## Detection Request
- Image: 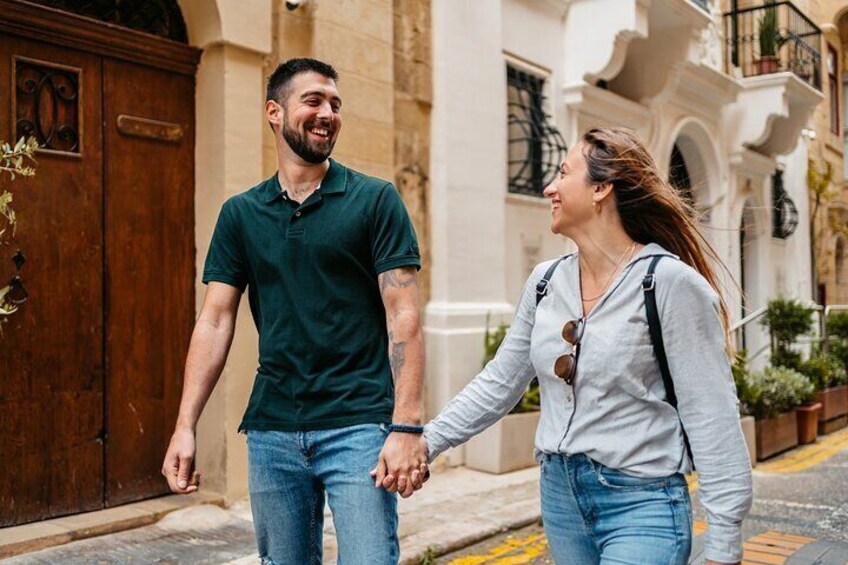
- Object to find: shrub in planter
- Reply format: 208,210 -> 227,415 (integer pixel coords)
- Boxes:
760,298 -> 814,372
749,366 -> 813,460
748,366 -> 811,420
799,352 -> 848,391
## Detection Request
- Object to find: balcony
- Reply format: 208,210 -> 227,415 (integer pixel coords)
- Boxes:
723,1 -> 822,91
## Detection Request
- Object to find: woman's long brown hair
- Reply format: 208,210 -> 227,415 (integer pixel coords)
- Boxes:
581,127 -> 732,353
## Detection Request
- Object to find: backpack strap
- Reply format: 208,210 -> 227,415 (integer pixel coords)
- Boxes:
642,255 -> 695,467
535,254 -> 573,306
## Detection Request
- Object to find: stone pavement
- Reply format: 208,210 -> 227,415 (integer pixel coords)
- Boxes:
1,465 -> 541,565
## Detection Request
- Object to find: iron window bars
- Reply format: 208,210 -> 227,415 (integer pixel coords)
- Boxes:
772,169 -> 799,239
507,66 -> 567,197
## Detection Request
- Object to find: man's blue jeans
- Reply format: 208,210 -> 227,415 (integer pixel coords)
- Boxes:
540,453 -> 692,565
247,424 -> 398,565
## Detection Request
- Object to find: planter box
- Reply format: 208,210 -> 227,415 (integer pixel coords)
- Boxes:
755,411 -> 799,461
740,415 -> 756,468
817,385 -> 848,421
465,411 -> 540,474
795,403 -> 821,445
817,385 -> 848,435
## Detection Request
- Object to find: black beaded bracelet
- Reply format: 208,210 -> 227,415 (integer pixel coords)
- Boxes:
387,423 -> 424,434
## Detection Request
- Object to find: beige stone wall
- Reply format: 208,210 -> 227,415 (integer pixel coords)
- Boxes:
393,0 -> 432,305
804,0 -> 848,304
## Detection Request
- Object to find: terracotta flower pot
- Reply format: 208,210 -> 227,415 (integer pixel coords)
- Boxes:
754,56 -> 780,75
795,403 -> 822,445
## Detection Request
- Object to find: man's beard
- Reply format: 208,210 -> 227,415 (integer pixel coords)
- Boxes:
282,118 -> 335,164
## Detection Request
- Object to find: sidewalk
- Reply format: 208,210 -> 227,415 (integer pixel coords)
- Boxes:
1,465 -> 542,565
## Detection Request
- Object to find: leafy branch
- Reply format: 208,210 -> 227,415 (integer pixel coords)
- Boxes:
1,137 -> 38,243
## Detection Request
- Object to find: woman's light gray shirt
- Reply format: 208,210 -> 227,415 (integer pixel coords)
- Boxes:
424,243 -> 753,564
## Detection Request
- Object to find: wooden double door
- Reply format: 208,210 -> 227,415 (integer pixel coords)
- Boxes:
0,3 -> 198,526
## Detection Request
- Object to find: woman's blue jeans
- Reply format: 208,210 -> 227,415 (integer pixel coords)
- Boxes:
540,453 -> 692,565
247,424 -> 398,565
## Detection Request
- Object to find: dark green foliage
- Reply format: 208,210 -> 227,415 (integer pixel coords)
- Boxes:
747,366 -> 815,420
761,297 -> 814,369
483,314 -> 540,414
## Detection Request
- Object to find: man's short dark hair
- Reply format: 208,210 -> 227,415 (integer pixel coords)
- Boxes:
266,58 -> 339,103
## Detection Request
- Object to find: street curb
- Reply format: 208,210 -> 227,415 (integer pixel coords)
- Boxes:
399,509 -> 542,565
0,492 -> 225,560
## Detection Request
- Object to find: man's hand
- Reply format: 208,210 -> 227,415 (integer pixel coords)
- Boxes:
370,433 -> 429,498
161,427 -> 201,494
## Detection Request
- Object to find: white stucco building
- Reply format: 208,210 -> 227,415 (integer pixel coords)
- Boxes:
426,0 -> 824,466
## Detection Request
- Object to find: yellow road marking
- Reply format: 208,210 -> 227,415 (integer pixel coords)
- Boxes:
756,427 -> 848,474
446,533 -> 548,565
693,520 -> 708,535
739,531 -> 817,564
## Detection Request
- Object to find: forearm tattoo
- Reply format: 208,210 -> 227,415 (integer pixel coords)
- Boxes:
379,268 -> 418,294
388,330 -> 407,380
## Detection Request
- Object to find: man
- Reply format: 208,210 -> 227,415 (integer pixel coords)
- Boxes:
161,58 -> 427,564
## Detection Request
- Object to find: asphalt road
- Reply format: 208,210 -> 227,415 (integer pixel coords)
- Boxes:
434,427 -> 848,565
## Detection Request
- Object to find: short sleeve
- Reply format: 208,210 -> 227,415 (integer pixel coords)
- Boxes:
202,199 -> 248,291
370,183 -> 421,274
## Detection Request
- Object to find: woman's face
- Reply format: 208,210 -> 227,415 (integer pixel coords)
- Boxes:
543,142 -> 595,236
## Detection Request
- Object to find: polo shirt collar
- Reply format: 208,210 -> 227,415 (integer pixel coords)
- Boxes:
263,159 -> 347,204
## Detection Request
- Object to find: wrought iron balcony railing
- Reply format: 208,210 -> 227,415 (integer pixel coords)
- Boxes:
723,1 -> 822,91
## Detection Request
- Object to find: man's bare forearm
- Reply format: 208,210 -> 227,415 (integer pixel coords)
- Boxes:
380,268 -> 425,425
175,313 -> 237,432
388,311 -> 424,424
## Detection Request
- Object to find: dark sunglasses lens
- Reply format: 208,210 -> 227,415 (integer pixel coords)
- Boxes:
562,320 -> 579,344
554,354 -> 573,380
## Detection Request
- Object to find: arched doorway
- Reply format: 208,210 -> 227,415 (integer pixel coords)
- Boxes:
0,0 -> 199,526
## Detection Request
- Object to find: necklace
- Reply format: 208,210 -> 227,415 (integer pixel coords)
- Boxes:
580,242 -> 637,303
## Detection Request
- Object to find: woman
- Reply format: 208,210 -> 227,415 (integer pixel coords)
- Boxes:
420,127 -> 751,564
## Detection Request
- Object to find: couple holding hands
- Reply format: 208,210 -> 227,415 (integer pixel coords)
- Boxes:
161,58 -> 752,565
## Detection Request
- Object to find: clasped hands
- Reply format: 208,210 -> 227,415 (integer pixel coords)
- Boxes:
370,432 -> 430,498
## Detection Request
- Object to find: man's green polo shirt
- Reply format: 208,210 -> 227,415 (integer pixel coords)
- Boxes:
202,159 -> 421,431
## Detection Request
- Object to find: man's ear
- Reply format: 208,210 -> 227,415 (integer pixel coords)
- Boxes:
265,100 -> 282,132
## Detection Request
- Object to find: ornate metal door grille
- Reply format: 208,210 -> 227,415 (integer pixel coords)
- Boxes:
26,0 -> 188,43
507,66 -> 567,197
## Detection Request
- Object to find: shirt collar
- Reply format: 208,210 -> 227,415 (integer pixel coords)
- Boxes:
263,158 -> 347,204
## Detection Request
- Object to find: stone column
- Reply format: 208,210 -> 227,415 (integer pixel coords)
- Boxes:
427,0 -> 512,466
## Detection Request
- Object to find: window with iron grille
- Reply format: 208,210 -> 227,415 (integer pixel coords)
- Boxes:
772,170 -> 799,239
507,65 -> 567,197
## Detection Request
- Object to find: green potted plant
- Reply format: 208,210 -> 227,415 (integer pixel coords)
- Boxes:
760,297 -> 814,371
755,0 -> 785,75
732,350 -> 758,466
465,315 -> 541,474
800,351 -> 848,434
748,366 -> 811,460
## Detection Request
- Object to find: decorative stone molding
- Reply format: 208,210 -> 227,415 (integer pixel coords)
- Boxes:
563,0 -> 649,86
725,73 -> 824,157
177,0 -> 271,55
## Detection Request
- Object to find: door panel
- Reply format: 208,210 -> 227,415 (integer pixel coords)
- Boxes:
103,58 -> 195,506
0,37 -> 104,526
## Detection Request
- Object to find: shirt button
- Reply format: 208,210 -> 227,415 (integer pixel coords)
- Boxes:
294,211 -> 301,217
